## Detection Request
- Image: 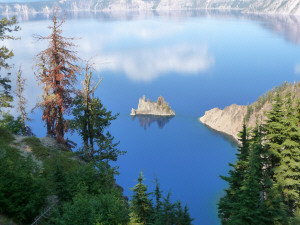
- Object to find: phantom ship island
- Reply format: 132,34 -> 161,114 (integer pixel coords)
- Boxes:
130,95 -> 175,116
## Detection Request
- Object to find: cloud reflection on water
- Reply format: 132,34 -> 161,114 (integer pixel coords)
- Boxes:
93,44 -> 214,81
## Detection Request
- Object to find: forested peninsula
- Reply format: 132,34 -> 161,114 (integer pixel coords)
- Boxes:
0,12 -> 193,225
200,81 -> 300,223
200,82 -> 299,141
217,83 -> 300,224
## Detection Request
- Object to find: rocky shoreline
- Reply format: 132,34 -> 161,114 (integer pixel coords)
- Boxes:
199,104 -> 247,142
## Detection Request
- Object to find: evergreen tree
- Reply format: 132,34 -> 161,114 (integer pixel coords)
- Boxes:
173,201 -> 193,225
160,192 -> 175,225
34,9 -> 80,143
218,122 -> 250,223
274,92 -> 300,215
0,16 -> 20,111
130,172 -> 153,225
154,177 -> 162,217
182,205 -> 193,225
264,91 -> 285,172
70,62 -> 124,163
230,124 -> 266,224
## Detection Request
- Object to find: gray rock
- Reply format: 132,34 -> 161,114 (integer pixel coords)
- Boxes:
131,95 -> 175,116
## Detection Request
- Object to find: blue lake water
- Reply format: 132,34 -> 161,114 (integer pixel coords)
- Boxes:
5,10 -> 300,224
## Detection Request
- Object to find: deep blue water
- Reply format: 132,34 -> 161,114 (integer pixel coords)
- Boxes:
5,10 -> 300,224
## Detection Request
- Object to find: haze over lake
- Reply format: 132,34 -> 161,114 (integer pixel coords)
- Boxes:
5,10 -> 300,224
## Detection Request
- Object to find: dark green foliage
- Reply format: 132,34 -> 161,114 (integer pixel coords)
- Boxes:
229,125 -> 266,224
219,87 -> 300,224
130,172 -> 193,225
0,126 -> 131,225
273,92 -> 300,214
0,16 -> 20,110
264,92 -> 285,171
70,94 -> 124,163
22,137 -> 51,160
0,113 -> 24,135
0,129 -> 47,224
153,191 -> 193,225
130,171 -> 154,224
154,177 -> 162,221
218,123 -> 250,224
48,186 -> 129,225
219,122 -> 289,224
38,144 -> 129,225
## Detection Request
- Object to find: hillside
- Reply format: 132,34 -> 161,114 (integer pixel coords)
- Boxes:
2,0 -> 300,15
0,127 -> 132,225
200,81 -> 300,141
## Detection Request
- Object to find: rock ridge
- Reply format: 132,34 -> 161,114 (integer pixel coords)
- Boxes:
131,95 -> 175,116
199,82 -> 300,141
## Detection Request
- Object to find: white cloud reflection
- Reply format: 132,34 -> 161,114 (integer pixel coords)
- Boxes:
93,44 -> 214,81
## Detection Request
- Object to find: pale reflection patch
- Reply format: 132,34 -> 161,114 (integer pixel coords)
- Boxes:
295,63 -> 300,75
94,44 -> 214,81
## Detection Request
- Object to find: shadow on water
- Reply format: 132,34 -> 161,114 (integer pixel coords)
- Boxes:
131,115 -> 174,130
202,123 -> 239,148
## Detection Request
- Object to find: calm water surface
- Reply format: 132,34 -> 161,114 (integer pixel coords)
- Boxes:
5,11 -> 300,224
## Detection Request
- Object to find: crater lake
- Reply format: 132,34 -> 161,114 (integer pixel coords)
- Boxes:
5,10 -> 300,224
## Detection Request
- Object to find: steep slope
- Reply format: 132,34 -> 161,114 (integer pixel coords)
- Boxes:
2,0 -> 300,15
200,82 -> 300,141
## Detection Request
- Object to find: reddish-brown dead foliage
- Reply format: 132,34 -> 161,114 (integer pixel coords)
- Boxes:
34,9 -> 81,143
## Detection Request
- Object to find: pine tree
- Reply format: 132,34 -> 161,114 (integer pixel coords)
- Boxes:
130,171 -> 153,225
160,192 -> 175,225
218,122 -> 250,224
275,92 -> 300,215
230,124 -> 266,224
264,91 -> 285,172
70,61 -> 124,162
0,17 -> 20,111
154,177 -> 162,217
34,9 -> 80,143
173,201 -> 193,225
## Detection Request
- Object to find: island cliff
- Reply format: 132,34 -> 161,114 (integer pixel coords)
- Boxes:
131,95 -> 175,116
200,82 -> 300,141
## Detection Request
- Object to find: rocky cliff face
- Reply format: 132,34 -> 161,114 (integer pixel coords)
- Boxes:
200,104 -> 248,142
131,95 -> 175,116
2,0 -> 300,15
200,82 -> 300,141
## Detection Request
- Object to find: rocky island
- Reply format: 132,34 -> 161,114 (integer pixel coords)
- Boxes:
131,95 -> 175,116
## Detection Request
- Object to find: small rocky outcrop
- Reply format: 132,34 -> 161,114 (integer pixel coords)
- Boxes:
131,95 -> 175,116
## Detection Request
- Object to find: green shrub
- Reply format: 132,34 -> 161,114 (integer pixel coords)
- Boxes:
48,188 -> 129,225
0,135 -> 47,224
22,137 -> 50,160
0,113 -> 23,135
